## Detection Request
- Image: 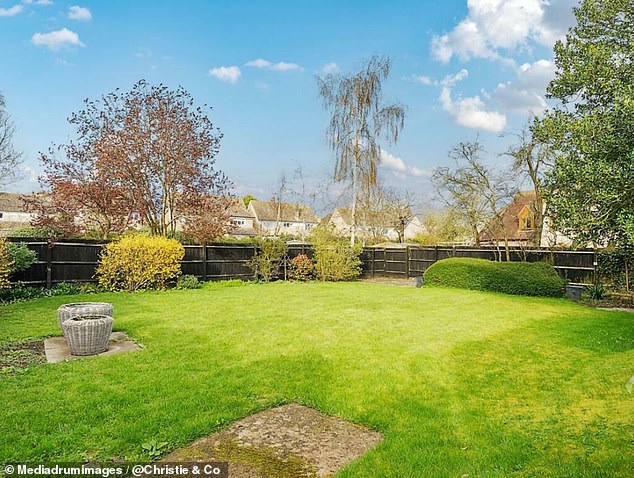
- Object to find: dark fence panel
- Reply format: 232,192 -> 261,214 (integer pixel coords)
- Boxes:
359,245 -> 596,285
6,239 -> 597,286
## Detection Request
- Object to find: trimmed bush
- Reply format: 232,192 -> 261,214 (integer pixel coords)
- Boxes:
97,235 -> 184,291
423,258 -> 565,297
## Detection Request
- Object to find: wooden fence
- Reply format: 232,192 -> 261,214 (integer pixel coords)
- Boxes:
360,246 -> 597,284
7,238 -> 597,286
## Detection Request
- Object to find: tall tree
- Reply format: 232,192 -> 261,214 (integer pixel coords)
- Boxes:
433,141 -> 514,256
31,80 -> 232,238
504,123 -> 554,246
0,93 -> 23,188
317,55 -> 405,245
533,0 -> 634,254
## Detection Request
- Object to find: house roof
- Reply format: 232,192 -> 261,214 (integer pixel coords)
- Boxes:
0,192 -> 27,213
226,199 -> 255,218
249,200 -> 319,223
480,190 -> 538,242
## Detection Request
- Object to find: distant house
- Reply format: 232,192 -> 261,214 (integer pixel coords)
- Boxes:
328,207 -> 426,242
226,199 -> 257,238
480,191 -> 572,247
248,200 -> 319,238
0,192 -> 34,236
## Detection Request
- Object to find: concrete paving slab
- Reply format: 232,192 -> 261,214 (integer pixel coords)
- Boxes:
163,403 -> 383,477
44,331 -> 142,363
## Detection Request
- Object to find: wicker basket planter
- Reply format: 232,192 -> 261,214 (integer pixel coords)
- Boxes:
62,315 -> 114,356
57,302 -> 114,336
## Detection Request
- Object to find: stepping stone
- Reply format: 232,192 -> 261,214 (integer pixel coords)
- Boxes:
163,403 -> 383,478
44,331 -> 142,363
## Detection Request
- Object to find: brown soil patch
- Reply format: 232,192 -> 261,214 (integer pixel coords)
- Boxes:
0,339 -> 46,374
163,404 -> 383,477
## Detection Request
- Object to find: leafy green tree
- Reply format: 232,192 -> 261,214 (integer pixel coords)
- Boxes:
242,195 -> 257,208
317,55 -> 405,245
534,0 -> 634,260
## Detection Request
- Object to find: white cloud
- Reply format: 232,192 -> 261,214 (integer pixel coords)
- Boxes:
431,0 -> 576,64
22,165 -> 37,183
23,0 -> 53,5
491,59 -> 555,114
31,28 -> 84,50
380,150 -> 407,171
322,62 -> 339,74
208,65 -> 241,83
411,74 -> 433,86
0,4 -> 24,16
254,81 -> 269,90
245,58 -> 304,72
380,150 -> 432,178
68,5 -> 91,21
439,70 -> 506,132
245,58 -> 271,69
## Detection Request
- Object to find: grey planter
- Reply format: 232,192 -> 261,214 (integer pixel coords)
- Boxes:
57,302 -> 114,336
62,315 -> 114,356
565,284 -> 584,301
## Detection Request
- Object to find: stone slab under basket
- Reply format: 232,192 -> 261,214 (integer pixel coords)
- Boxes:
44,332 -> 142,364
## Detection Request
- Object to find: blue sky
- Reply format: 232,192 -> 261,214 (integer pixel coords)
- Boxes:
0,0 -> 579,211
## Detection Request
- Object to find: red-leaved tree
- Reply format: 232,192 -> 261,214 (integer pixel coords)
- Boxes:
30,80 -> 233,239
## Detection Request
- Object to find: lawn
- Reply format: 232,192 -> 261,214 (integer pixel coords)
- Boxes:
0,281 -> 632,477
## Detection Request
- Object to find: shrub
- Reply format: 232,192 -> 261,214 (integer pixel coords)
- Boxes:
176,274 -> 201,290
97,235 -> 184,291
423,258 -> 565,297
288,254 -> 315,281
313,242 -> 362,281
47,282 -> 82,296
0,281 -> 83,303
250,237 -> 287,282
7,226 -> 58,239
0,238 -> 13,289
585,283 -> 606,301
310,224 -> 362,282
7,242 -> 37,275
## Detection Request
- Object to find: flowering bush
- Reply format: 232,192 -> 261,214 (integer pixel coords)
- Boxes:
97,235 -> 184,291
288,254 -> 315,281
0,238 -> 13,289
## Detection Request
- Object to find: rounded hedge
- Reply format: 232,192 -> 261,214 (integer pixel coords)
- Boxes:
423,258 -> 565,297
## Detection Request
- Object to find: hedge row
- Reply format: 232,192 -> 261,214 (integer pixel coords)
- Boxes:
423,258 -> 566,297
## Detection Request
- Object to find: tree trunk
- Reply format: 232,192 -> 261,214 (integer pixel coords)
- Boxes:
625,256 -> 630,292
350,158 -> 358,246
472,225 -> 480,247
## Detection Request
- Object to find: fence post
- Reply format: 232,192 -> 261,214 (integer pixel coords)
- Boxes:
372,248 -> 375,278
434,245 -> 439,264
45,239 -> 53,289
202,244 -> 208,281
593,248 -> 598,285
405,246 -> 410,277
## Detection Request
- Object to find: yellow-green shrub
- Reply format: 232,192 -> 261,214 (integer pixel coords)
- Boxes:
0,238 -> 13,289
97,235 -> 184,291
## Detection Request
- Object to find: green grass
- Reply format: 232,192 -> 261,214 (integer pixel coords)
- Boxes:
1,281 -> 632,477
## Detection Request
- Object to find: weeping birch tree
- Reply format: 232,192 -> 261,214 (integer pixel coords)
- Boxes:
0,93 -> 23,188
317,55 -> 405,244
